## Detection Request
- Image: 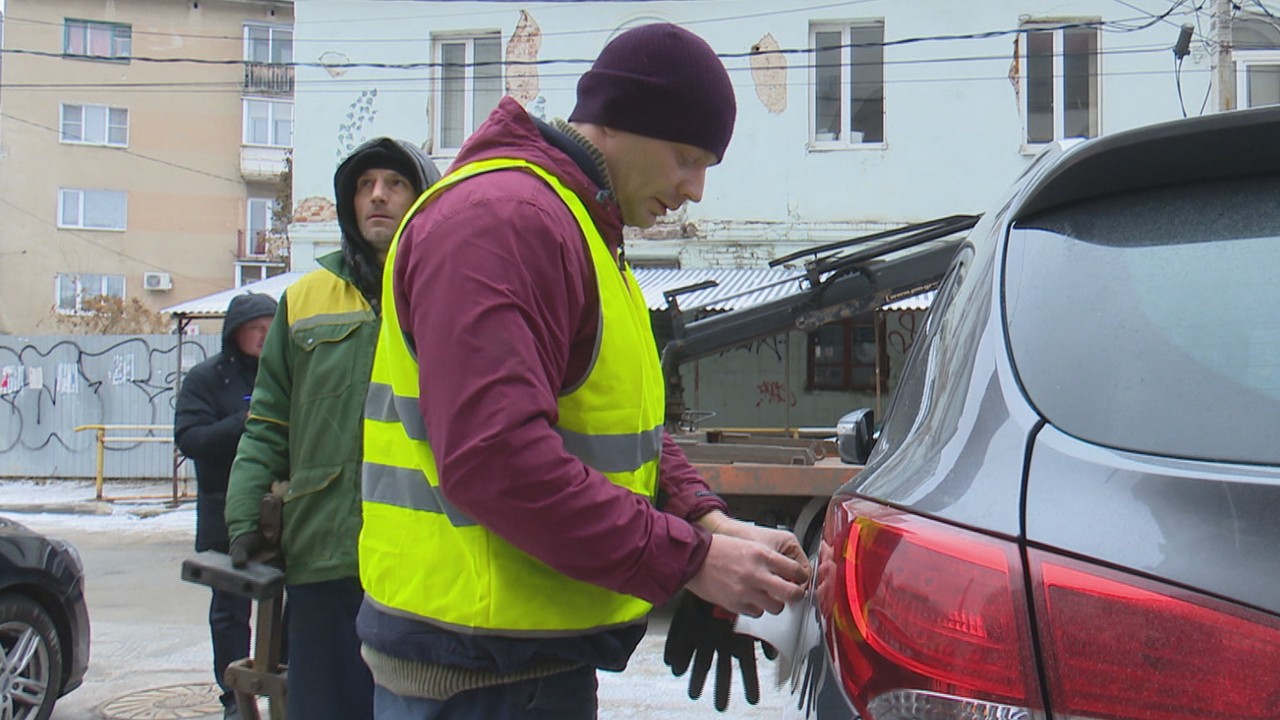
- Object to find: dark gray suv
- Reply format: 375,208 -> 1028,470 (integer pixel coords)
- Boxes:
0,516 -> 90,720
785,106 -> 1280,720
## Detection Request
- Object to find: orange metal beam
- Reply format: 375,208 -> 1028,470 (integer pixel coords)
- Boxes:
692,461 -> 859,497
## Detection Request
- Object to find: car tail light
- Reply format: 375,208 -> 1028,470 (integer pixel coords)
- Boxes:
1031,551 -> 1280,720
821,496 -> 1042,720
819,495 -> 1280,720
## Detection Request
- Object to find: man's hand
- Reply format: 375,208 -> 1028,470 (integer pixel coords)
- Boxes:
705,513 -> 807,569
228,531 -> 263,568
663,591 -> 777,711
686,517 -> 809,617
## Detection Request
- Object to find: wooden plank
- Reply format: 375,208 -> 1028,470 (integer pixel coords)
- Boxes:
692,461 -> 861,497
679,444 -> 817,465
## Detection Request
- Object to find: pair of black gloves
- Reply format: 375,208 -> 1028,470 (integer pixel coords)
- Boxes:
663,591 -> 778,712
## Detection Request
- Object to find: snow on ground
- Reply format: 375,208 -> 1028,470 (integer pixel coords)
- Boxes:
0,478 -> 793,719
0,478 -> 197,536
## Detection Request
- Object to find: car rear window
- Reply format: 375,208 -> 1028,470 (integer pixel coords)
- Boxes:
1004,174 -> 1280,466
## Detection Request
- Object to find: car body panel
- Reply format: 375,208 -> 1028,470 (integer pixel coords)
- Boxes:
1025,425 -> 1280,616
0,516 -> 91,696
784,106 -> 1280,719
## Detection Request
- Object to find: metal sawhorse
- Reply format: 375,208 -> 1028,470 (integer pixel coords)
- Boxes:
181,551 -> 288,719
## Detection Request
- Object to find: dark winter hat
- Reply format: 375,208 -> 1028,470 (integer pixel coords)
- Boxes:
339,147 -> 421,195
569,23 -> 736,162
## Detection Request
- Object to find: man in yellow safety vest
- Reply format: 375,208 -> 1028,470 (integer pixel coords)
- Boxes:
358,23 -> 810,719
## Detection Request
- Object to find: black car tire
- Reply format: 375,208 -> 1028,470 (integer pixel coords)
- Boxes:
0,593 -> 63,720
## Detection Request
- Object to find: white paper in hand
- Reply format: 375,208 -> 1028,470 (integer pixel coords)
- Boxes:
732,598 -> 803,658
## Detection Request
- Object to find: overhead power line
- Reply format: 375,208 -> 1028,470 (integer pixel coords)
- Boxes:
0,43 -> 1198,95
0,113 -> 245,186
0,8 -> 1199,73
2,0 -> 879,43
0,193 -> 227,292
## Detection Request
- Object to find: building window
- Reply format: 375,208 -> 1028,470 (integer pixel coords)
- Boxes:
1023,21 -> 1099,144
807,320 -> 886,392
811,22 -> 884,145
58,189 -> 127,230
244,24 -> 295,95
1236,51 -> 1280,107
244,98 -> 293,146
60,104 -> 128,146
63,19 -> 131,61
56,273 -> 125,314
235,262 -> 286,287
435,33 -> 504,151
245,24 -> 292,64
244,197 -> 283,257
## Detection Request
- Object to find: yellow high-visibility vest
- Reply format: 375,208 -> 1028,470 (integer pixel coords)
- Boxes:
359,158 -> 664,635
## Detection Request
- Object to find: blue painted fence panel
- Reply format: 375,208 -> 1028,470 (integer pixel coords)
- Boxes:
0,334 -> 221,480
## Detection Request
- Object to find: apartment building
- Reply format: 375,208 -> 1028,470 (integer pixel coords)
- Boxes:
0,0 -> 293,334
282,0 -> 1280,429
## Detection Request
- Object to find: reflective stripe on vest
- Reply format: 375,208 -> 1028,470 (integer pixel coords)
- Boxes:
359,158 -> 664,635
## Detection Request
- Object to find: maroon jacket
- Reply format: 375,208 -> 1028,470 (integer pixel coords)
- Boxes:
392,97 -> 726,607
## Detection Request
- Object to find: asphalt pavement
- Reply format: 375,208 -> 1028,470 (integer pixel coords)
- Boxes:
1,480 -> 790,720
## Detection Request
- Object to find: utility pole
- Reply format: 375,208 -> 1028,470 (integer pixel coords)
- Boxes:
1215,0 -> 1235,111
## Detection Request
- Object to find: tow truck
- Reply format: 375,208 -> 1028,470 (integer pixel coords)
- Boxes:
659,214 -> 979,544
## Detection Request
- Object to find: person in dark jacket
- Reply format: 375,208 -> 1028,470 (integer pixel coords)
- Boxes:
224,138 -> 441,720
174,291 -> 277,720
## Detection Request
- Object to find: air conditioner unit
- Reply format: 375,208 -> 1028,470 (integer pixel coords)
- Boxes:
143,272 -> 172,291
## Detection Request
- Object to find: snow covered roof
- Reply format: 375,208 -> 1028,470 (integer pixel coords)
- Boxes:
163,267 -> 932,318
162,272 -> 306,318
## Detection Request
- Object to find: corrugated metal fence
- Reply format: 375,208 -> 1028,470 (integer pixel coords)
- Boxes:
0,334 -> 221,480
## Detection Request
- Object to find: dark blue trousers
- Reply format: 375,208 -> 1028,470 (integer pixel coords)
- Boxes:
209,588 -> 252,709
286,578 -> 374,720
372,665 -> 598,720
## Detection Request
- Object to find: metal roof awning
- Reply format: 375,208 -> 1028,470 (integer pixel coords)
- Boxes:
631,267 -> 807,312
882,289 -> 935,311
161,267 -> 934,320
162,272 -> 306,318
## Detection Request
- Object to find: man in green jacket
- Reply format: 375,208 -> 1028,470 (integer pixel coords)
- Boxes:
225,137 -> 440,720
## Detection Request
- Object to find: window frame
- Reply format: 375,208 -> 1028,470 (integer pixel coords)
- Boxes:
244,196 -> 280,257
235,261 -> 286,287
243,97 -> 294,147
1020,20 -> 1101,148
809,20 -> 886,149
1235,50 -> 1280,108
244,23 -> 293,64
63,18 -> 131,61
806,319 -> 887,392
55,273 -> 126,314
433,31 -> 505,153
57,188 -> 128,231
60,103 -> 129,147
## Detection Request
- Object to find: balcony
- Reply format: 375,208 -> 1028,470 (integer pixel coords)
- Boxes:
244,62 -> 294,96
239,229 -> 289,263
241,145 -> 289,181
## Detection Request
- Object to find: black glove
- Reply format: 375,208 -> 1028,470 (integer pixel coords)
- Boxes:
663,591 -> 776,711
228,531 -> 263,568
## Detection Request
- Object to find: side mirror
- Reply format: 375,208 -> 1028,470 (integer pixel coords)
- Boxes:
835,408 -> 875,465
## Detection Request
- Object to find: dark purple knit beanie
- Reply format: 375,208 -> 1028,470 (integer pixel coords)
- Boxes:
569,24 -> 736,162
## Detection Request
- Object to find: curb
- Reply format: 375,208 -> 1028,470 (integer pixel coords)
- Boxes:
0,501 -> 115,515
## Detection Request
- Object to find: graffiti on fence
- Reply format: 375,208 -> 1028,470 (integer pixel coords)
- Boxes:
723,335 -> 787,363
886,311 -> 923,356
755,379 -> 797,408
0,336 -> 213,459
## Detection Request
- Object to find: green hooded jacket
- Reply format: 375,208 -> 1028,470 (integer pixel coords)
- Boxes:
225,138 -> 440,585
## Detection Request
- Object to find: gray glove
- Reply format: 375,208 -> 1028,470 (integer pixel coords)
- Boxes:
228,531 -> 263,568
